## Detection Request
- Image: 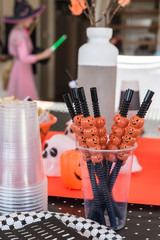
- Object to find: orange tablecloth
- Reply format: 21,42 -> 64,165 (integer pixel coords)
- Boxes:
128,137 -> 160,205
46,134 -> 160,205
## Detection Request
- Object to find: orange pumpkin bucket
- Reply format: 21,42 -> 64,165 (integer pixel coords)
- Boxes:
60,149 -> 82,190
39,114 -> 57,143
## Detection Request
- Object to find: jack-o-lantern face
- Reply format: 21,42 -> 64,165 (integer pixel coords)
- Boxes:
73,115 -> 83,126
109,133 -> 122,146
117,152 -> 128,161
76,126 -> 84,136
78,135 -> 86,145
81,116 -> 95,129
82,151 -> 91,162
119,142 -> 131,149
114,114 -> 129,128
95,116 -> 106,128
98,127 -> 107,137
84,126 -> 98,138
86,136 -> 99,147
123,135 -> 137,146
79,142 -> 88,148
60,149 -> 82,190
99,135 -> 108,145
125,125 -> 140,138
91,153 -> 103,163
130,116 -> 144,129
111,124 -> 125,137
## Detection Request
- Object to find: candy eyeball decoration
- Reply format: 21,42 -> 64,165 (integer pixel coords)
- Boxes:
64,119 -> 76,141
42,134 -> 76,177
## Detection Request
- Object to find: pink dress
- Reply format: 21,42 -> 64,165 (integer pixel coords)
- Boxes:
7,26 -> 38,100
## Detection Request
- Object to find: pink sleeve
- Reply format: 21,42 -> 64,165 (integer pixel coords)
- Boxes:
17,38 -> 37,64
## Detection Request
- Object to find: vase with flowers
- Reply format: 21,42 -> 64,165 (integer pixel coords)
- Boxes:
69,0 -> 130,131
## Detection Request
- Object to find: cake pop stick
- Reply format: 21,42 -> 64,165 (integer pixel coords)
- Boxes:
64,89 -> 106,225
78,87 -> 117,229
50,34 -> 67,52
109,90 -> 154,192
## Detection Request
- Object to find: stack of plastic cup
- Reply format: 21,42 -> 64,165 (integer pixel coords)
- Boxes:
0,101 -> 47,214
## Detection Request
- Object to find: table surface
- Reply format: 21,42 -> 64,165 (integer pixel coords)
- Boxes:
48,196 -> 160,240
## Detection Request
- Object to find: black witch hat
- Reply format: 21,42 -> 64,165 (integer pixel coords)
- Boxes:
2,0 -> 46,24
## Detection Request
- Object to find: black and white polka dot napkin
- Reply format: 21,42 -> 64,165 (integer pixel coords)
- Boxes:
0,211 -> 122,240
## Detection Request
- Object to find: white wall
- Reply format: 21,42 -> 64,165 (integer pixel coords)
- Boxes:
116,55 -> 160,111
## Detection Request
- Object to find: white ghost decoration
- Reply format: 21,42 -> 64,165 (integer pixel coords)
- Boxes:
131,155 -> 142,173
119,155 -> 142,174
42,134 -> 76,177
64,119 -> 76,141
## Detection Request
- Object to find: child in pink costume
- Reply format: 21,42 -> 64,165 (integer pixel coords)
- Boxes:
3,0 -> 53,100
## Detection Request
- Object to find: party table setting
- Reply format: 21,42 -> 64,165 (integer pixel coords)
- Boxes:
45,98 -> 160,240
0,0 -> 160,240
0,91 -> 159,240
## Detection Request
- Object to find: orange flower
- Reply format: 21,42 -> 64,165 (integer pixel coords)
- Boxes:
69,0 -> 87,16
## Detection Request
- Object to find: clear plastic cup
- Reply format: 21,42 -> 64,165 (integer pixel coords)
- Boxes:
78,144 -> 137,230
0,178 -> 48,214
0,101 -> 47,213
0,101 -> 44,188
